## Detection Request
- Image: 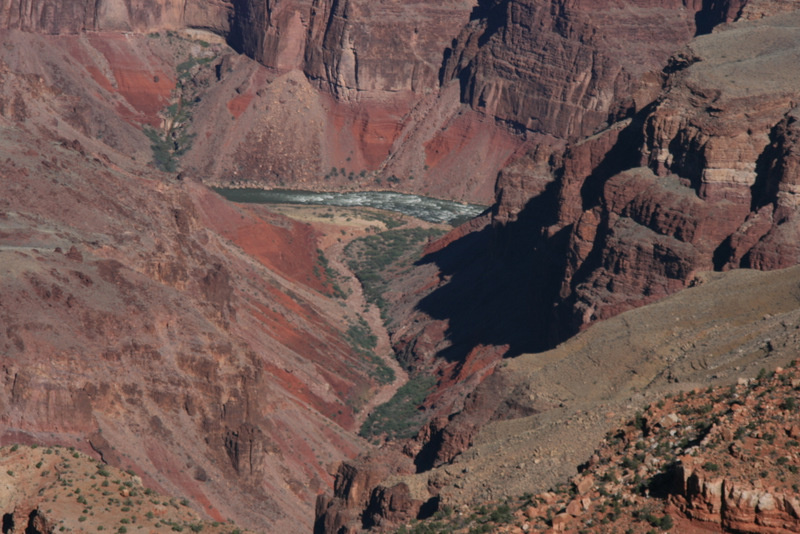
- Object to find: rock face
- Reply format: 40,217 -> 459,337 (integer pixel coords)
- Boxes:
467,7 -> 800,334
0,0 -> 232,34
558,9 -> 800,327
318,264 -> 800,532
672,460 -> 800,532
6,1 -> 800,533
223,0 -> 514,203
384,360 -> 800,533
443,0 -> 705,139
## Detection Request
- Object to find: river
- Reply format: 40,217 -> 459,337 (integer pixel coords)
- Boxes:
213,188 -> 488,225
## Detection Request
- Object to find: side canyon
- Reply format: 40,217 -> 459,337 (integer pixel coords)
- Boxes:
2,0 -> 800,533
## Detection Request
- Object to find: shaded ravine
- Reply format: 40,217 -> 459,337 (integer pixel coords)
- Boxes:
323,237 -> 410,429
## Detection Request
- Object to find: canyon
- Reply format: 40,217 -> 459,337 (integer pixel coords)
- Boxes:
1,0 -> 800,533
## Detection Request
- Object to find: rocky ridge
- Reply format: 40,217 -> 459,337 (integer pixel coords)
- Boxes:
382,5 -> 800,374
399,361 -> 800,533
1,0 -> 749,204
3,1 -> 800,534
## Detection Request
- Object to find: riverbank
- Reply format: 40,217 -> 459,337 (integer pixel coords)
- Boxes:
212,187 -> 488,225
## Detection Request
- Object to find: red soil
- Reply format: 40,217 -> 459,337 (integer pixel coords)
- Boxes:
193,188 -> 327,293
227,93 -> 254,119
85,33 -> 174,125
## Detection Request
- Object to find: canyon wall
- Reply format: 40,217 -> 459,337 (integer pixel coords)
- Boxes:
0,0 -> 232,33
317,4 -> 800,531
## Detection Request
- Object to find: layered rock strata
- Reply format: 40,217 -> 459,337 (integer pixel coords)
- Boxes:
0,0 -> 232,34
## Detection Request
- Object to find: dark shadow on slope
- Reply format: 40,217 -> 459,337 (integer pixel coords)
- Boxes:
414,114 -> 651,364
414,179 -> 567,362
227,0 -> 266,58
694,0 -> 745,37
712,235 -> 735,270
750,120 -> 784,212
439,0 -> 511,103
580,116 -> 647,210
23,511 -> 42,534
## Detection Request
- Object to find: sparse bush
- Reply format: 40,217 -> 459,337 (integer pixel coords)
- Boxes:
345,227 -> 445,320
703,462 -> 720,472
359,375 -> 436,440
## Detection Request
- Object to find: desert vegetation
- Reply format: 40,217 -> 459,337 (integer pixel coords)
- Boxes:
0,444 -> 250,534
398,361 -> 800,533
145,37 -> 216,172
345,227 -> 445,321
345,314 -> 395,385
359,375 -> 437,441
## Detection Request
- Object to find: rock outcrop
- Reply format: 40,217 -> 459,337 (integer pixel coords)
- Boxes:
557,9 -> 800,328
450,7 -> 800,336
671,460 -> 800,532
317,264 -> 800,531
6,1 -> 800,533
389,360 -> 800,533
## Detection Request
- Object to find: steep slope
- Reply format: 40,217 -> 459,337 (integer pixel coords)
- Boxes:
384,6 -> 800,376
0,0 -> 232,34
0,0 -> 733,204
443,0 -> 703,138
0,31 -> 400,533
317,265 -> 800,531
4,2 -> 800,534
395,360 -> 800,533
547,9 -> 800,330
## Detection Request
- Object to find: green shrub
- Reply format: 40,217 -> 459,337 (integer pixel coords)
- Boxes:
345,227 -> 445,321
359,375 -> 436,440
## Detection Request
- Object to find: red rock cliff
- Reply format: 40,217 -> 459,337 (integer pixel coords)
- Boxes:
0,0 -> 232,33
